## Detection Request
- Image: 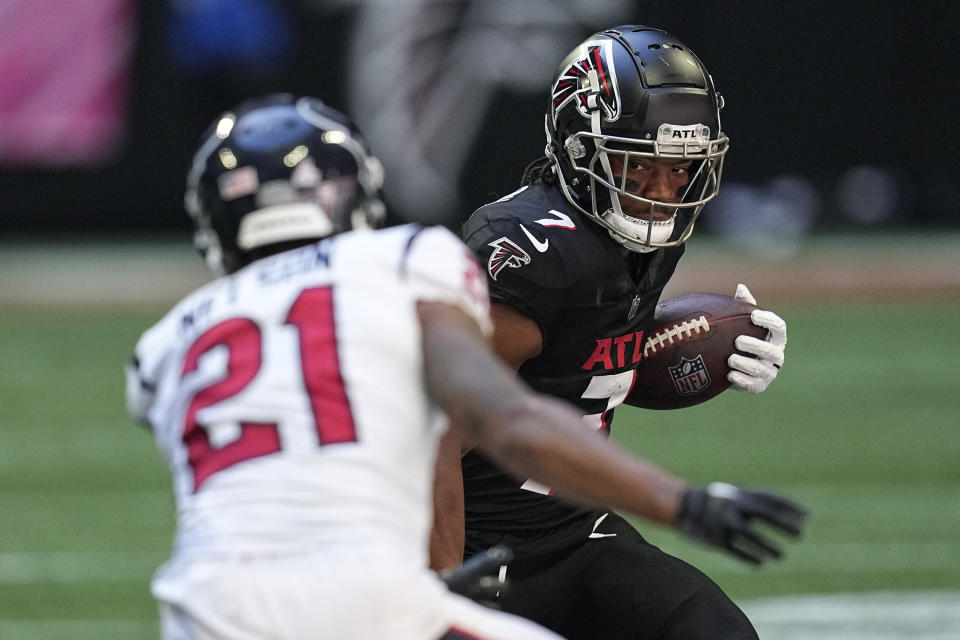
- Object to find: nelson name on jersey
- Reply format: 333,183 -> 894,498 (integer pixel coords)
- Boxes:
174,242 -> 334,340
257,241 -> 332,285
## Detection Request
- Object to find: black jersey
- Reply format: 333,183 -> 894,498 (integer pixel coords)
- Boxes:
460,182 -> 684,556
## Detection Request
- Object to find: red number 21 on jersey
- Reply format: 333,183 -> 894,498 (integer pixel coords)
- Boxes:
181,287 -> 356,491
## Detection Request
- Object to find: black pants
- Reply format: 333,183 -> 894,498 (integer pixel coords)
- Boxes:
493,512 -> 758,640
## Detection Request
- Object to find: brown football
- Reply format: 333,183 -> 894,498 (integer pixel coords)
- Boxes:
626,293 -> 767,410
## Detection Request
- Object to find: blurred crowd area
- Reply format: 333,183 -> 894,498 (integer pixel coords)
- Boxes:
1,0 -> 958,257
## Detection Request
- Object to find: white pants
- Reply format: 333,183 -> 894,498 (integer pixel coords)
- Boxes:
152,548 -> 565,640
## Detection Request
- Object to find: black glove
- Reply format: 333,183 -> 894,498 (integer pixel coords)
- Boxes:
677,483 -> 808,565
440,545 -> 513,607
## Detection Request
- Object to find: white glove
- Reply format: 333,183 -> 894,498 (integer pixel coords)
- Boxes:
727,284 -> 786,394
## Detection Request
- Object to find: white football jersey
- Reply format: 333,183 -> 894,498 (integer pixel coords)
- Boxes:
126,224 -> 491,565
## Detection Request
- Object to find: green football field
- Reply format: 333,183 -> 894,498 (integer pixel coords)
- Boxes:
2,293 -> 959,638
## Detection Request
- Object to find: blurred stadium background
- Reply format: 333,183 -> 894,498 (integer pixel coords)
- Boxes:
2,1 -> 958,638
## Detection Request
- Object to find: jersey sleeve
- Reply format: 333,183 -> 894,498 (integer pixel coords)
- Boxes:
400,225 -> 493,337
124,314 -> 175,426
462,205 -> 575,337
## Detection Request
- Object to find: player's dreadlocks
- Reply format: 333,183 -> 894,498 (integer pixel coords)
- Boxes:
520,156 -> 558,186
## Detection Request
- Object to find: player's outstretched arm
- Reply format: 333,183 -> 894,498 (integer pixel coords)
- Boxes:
417,300 -> 686,528
418,300 -> 808,565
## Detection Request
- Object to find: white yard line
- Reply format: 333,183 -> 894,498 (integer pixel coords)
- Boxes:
742,591 -> 960,640
0,551 -> 163,583
1,590 -> 957,639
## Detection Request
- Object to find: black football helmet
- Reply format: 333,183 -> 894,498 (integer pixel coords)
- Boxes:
185,94 -> 386,275
546,25 -> 729,252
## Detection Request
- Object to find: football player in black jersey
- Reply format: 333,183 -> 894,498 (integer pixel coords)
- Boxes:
432,26 -> 808,640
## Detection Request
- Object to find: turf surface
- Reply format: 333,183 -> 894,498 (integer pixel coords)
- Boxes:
1,300 -> 958,637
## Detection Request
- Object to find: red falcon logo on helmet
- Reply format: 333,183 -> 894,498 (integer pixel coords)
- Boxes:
487,237 -> 531,281
551,39 -> 621,127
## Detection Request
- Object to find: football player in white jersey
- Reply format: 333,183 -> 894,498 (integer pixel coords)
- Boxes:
125,94 -> 798,640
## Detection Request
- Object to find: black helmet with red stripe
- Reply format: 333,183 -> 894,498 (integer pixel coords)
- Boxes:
545,25 -> 729,252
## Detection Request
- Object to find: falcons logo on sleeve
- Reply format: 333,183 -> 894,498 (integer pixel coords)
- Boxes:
487,237 -> 531,281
